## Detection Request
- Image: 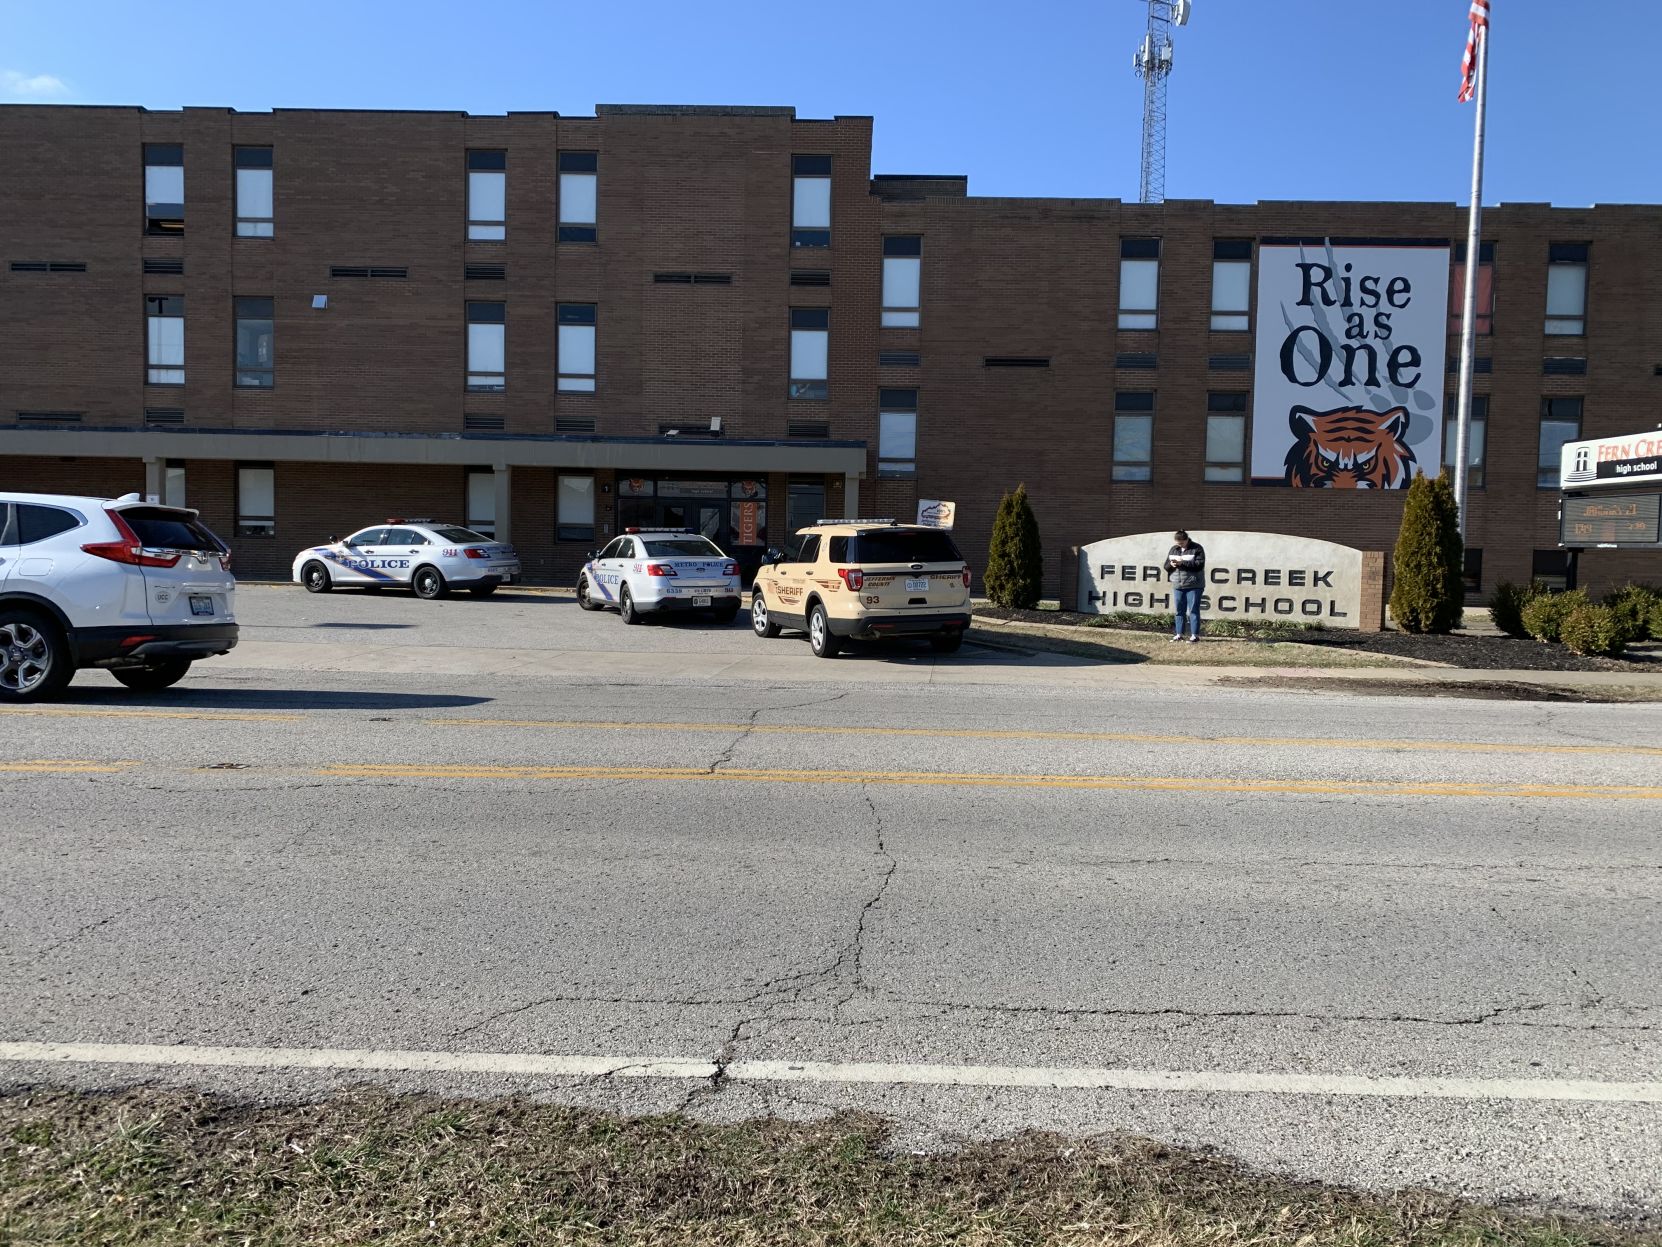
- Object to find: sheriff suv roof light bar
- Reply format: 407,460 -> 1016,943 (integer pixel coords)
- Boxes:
816,517 -> 901,526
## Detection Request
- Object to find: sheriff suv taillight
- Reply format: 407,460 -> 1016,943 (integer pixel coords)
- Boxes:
838,568 -> 865,592
82,509 -> 182,568
962,568 -> 972,589
645,563 -> 678,577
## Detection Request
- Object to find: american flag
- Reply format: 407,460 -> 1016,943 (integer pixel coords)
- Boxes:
1459,0 -> 1491,102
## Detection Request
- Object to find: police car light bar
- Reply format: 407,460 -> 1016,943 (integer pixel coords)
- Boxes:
385,518 -> 435,524
624,527 -> 697,534
816,517 -> 901,526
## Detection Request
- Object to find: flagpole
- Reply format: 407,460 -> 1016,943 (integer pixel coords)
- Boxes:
1452,20 -> 1489,543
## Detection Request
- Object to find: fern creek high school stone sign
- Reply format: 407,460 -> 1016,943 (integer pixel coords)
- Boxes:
1076,531 -> 1385,631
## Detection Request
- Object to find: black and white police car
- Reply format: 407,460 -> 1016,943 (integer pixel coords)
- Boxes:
576,528 -> 742,624
293,520 -> 520,599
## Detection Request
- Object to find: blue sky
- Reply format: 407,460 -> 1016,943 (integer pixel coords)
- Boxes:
2,0 -> 1656,206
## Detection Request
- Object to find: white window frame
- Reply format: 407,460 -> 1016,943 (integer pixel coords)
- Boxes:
465,469 -> 496,538
1118,241 -> 1160,330
1545,258 -> 1587,336
881,237 -> 922,328
466,303 -> 506,392
879,411 -> 917,477
557,305 -> 597,393
468,151 -> 506,241
143,144 -> 184,233
791,155 -> 832,248
234,147 -> 273,238
558,152 -> 598,241
1204,416 -> 1246,482
789,308 -> 829,400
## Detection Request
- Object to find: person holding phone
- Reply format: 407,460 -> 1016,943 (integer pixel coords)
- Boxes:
1164,529 -> 1206,642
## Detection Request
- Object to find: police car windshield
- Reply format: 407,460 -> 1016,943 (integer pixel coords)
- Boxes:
643,538 -> 723,558
432,526 -> 490,543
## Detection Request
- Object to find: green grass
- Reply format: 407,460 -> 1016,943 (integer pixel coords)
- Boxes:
2,1089 -> 1650,1245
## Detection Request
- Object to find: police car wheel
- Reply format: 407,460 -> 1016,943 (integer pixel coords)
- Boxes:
576,576 -> 602,611
752,593 -> 781,638
110,659 -> 192,692
300,561 -> 332,594
807,603 -> 840,658
412,567 -> 448,600
619,585 -> 643,625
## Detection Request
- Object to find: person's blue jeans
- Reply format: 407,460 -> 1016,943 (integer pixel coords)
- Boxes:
1174,586 -> 1201,638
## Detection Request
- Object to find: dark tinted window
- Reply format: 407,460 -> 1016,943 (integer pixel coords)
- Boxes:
434,526 -> 490,544
644,538 -> 723,558
16,504 -> 81,545
383,528 -> 422,545
850,530 -> 963,565
793,534 -> 822,564
347,528 -> 387,546
119,507 -> 222,550
828,536 -> 850,562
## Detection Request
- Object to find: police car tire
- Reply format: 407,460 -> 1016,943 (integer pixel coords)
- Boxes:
576,576 -> 602,611
412,567 -> 448,600
110,659 -> 192,692
752,593 -> 781,638
300,561 -> 332,593
0,608 -> 73,703
619,586 -> 643,625
807,603 -> 840,658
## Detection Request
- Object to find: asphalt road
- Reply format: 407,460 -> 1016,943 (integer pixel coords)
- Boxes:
2,586 -> 1659,1221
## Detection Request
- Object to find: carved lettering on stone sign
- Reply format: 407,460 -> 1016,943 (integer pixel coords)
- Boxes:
1077,530 -> 1366,629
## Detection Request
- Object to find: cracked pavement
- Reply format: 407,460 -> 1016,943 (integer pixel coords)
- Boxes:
1,585 -> 1659,1220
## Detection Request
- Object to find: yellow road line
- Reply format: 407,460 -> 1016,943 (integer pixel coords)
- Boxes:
318,763 -> 1662,801
0,760 -> 136,774
426,716 -> 1662,759
0,707 -> 304,723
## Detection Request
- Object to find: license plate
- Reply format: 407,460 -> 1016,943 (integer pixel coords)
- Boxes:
692,595 -> 712,607
905,578 -> 930,592
189,595 -> 215,617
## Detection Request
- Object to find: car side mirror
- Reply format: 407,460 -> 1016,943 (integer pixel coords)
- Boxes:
327,535 -> 338,543
766,549 -> 784,565
587,550 -> 599,560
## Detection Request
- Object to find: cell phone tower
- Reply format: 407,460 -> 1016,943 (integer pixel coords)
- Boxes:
1132,0 -> 1191,203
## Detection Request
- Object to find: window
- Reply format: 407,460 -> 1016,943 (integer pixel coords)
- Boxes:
558,151 -> 597,243
234,147 -> 273,237
1448,241 -> 1493,335
1538,396 -> 1582,488
879,387 -> 917,478
236,465 -> 275,538
143,143 -> 183,234
467,149 -> 506,240
1118,239 -> 1160,330
1462,548 -> 1484,596
881,236 -> 921,327
1113,391 -> 1155,481
791,154 -> 831,249
846,529 -> 963,564
1532,549 -> 1574,593
1204,392 -> 1247,482
1546,243 -> 1588,335
466,301 -> 505,391
164,460 -> 187,508
789,533 -> 822,564
557,475 -> 595,541
1442,394 -> 1489,489
145,295 -> 184,385
1210,240 -> 1251,331
234,296 -> 274,388
465,469 -> 496,538
15,504 -> 81,545
789,307 -> 829,399
120,507 -> 222,551
557,303 -> 597,392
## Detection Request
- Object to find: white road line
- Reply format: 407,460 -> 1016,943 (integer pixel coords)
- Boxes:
2,1041 -> 1659,1104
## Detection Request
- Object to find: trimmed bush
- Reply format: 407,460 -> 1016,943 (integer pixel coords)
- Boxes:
1650,597 -> 1662,643
1520,588 -> 1588,644
1602,582 -> 1661,642
1560,603 -> 1631,658
1487,581 -> 1536,638
1389,471 -> 1464,634
983,483 -> 1043,609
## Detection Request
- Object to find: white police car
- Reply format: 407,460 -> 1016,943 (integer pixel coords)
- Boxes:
576,529 -> 742,624
293,520 -> 520,600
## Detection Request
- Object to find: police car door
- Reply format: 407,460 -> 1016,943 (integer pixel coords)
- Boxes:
380,527 -> 424,586
335,527 -> 387,585
609,536 -> 641,597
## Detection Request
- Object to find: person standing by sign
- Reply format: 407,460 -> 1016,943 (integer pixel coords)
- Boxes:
1165,530 -> 1206,642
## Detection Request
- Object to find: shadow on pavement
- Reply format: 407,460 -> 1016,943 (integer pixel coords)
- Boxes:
833,637 -> 1149,666
58,688 -> 494,712
306,623 -> 416,630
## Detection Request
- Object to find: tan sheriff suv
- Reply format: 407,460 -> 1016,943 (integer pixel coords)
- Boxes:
750,519 -> 972,658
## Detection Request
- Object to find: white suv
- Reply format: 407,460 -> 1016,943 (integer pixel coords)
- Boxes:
0,492 -> 238,702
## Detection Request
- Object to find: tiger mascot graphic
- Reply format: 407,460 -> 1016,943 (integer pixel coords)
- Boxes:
1283,405 -> 1417,488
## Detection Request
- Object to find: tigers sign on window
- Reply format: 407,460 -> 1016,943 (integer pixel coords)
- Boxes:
1251,241 -> 1449,488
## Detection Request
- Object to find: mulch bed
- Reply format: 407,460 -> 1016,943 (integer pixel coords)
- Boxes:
975,606 -> 1659,673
